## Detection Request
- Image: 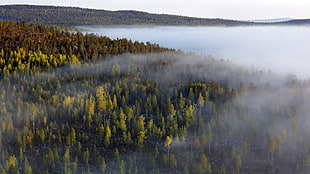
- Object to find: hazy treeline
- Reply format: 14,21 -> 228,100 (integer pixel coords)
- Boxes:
2,5 -> 309,27
0,5 -> 257,26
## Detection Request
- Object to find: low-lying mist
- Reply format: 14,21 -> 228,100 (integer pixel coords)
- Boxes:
3,20 -> 310,173
1,49 -> 309,173
29,52 -> 310,173
77,25 -> 310,79
130,52 -> 310,173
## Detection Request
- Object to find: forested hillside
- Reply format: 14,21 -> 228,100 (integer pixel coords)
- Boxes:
275,19 -> 310,25
0,20 -> 172,73
0,5 -> 255,26
0,20 -> 309,174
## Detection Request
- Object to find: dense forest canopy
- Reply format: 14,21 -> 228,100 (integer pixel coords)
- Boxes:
0,20 -> 173,73
0,20 -> 309,174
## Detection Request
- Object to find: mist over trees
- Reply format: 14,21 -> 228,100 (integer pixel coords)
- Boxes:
0,20 -> 309,174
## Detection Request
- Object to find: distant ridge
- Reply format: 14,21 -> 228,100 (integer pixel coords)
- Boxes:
275,19 -> 310,25
251,18 -> 310,25
1,5 -> 309,26
0,4 -> 256,26
249,18 -> 294,23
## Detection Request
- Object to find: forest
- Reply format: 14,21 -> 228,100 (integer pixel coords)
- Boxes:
0,5 -> 257,26
1,5 -> 309,27
0,20 -> 309,174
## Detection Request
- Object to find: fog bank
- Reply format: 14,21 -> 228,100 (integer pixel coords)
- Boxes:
3,51 -> 309,173
77,25 -> 310,79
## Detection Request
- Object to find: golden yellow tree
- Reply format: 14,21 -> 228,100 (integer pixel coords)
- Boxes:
165,136 -> 172,161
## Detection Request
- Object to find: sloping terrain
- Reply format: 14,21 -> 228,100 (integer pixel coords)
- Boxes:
0,5 -> 255,26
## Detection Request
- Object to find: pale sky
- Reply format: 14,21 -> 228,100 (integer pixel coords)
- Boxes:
1,0 -> 310,20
